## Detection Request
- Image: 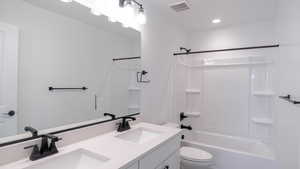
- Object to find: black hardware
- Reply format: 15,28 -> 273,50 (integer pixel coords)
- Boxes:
24,134 -> 62,161
181,135 -> 185,140
181,124 -> 192,130
24,126 -> 38,137
113,56 -> 141,62
120,0 -> 143,8
180,112 -> 188,121
164,165 -> 169,169
104,113 -> 116,120
279,95 -> 300,104
117,116 -> 137,132
49,86 -> 88,91
174,44 -> 280,56
180,47 -> 191,53
0,113 -> 140,148
137,70 -> 150,83
3,110 -> 15,117
24,145 -> 40,161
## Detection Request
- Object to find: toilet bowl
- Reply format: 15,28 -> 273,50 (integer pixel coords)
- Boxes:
180,146 -> 214,169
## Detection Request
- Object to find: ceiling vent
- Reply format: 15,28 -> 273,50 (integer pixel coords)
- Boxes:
169,1 -> 190,12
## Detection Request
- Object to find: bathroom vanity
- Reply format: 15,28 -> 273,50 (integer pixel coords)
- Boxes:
0,123 -> 181,169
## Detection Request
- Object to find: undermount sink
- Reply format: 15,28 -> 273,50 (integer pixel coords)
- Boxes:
24,149 -> 109,169
115,127 -> 162,144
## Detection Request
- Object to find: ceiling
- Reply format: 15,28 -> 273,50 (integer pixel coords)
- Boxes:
142,0 -> 277,31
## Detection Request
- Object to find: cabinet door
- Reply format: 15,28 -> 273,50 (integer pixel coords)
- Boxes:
157,151 -> 180,169
140,136 -> 180,169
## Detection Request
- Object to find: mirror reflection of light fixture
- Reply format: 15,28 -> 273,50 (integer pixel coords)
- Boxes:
60,0 -> 146,26
137,6 -> 146,24
119,0 -> 146,25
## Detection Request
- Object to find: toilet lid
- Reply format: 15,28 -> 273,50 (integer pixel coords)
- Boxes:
180,147 -> 213,162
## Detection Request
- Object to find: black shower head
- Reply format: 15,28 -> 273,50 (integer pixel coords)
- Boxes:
180,47 -> 191,53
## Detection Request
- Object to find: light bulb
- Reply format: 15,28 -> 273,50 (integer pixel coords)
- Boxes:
60,0 -> 72,2
137,7 -> 146,24
124,3 -> 134,18
121,2 -> 134,28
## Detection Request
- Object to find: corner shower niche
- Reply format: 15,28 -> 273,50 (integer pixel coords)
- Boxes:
176,48 -> 277,144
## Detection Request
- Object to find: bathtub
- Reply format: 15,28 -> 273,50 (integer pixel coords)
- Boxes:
182,131 -> 276,169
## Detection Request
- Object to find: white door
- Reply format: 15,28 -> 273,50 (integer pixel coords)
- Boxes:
0,23 -> 18,138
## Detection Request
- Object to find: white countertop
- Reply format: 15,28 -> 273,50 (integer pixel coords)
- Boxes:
1,123 -> 181,169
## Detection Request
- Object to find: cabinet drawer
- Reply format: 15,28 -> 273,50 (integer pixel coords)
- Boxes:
139,135 -> 180,169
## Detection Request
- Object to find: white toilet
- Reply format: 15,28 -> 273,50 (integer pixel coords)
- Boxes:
180,146 -> 214,169
161,123 -> 214,169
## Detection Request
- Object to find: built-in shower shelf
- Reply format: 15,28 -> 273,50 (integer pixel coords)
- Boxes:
128,87 -> 141,91
252,91 -> 275,96
185,89 -> 201,94
252,118 -> 273,125
185,112 -> 201,117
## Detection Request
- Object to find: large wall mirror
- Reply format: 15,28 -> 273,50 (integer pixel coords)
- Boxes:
0,0 -> 141,143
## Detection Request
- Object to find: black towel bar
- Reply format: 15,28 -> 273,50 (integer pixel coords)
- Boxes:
48,87 -> 88,91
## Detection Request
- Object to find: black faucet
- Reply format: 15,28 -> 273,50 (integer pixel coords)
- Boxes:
181,124 -> 192,130
24,134 -> 62,161
104,113 -> 116,120
117,116 -> 136,132
24,126 -> 38,137
180,112 -> 188,121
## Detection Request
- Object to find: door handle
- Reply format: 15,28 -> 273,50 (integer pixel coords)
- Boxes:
3,110 -> 15,117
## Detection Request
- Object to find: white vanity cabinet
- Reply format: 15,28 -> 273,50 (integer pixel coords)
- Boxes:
139,135 -> 181,169
156,151 -> 180,169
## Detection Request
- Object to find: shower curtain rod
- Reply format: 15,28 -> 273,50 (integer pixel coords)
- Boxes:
112,56 -> 141,61
173,44 -> 280,56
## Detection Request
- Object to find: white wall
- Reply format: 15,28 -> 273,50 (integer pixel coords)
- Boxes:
173,21 -> 278,140
140,2 -> 187,124
0,0 -> 138,134
275,0 -> 300,168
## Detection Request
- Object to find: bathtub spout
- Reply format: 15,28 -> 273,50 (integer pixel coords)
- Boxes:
181,124 -> 192,130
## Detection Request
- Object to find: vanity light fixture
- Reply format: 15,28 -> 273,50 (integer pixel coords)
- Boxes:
212,18 -> 221,24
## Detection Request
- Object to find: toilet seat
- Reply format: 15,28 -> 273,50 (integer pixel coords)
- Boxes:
180,146 -> 213,162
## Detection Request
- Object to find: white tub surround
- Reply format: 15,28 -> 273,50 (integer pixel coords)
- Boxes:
0,123 -> 181,169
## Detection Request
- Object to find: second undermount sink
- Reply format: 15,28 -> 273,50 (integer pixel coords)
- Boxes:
115,127 -> 162,144
24,149 -> 109,169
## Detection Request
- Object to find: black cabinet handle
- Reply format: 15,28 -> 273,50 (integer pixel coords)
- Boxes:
3,110 -> 15,117
164,165 -> 169,169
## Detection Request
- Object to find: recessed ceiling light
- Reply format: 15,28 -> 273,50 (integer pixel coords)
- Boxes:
212,19 -> 221,24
